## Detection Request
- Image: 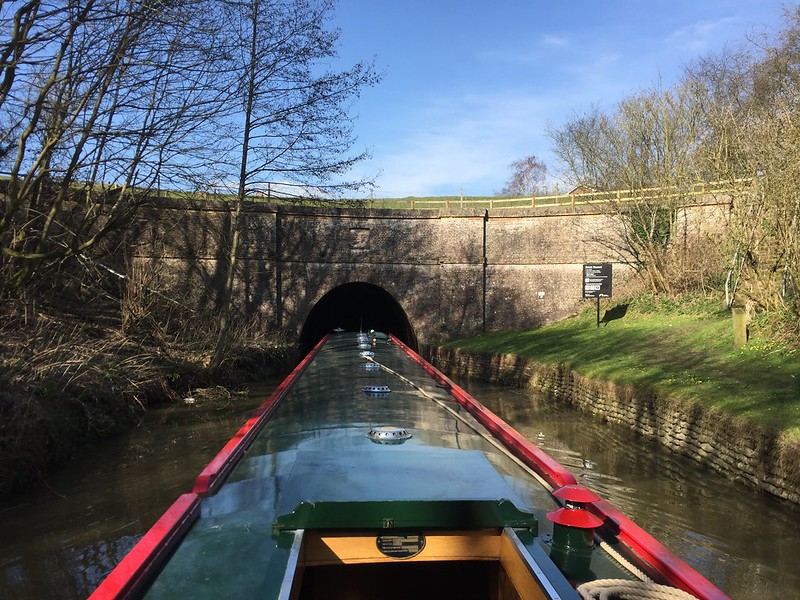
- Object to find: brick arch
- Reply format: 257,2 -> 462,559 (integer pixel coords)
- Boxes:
297,282 -> 418,357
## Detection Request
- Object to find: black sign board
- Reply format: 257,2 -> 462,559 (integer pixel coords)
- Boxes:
583,263 -> 612,299
376,532 -> 426,559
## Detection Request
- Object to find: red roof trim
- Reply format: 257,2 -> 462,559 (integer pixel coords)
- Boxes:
390,336 -> 576,490
391,336 -> 729,600
589,499 -> 729,600
89,335 -> 330,599
88,493 -> 200,600
192,334 -> 328,496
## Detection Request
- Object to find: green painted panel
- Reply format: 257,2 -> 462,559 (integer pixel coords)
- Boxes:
272,499 -> 538,533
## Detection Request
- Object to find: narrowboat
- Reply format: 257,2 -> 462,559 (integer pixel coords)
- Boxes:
89,332 -> 729,600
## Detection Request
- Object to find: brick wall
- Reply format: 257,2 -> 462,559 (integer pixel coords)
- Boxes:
126,196 -> 728,346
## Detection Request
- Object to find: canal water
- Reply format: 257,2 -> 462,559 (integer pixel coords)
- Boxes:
468,380 -> 800,599
0,375 -> 798,599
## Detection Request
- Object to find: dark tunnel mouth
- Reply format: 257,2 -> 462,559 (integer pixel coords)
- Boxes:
298,282 -> 418,358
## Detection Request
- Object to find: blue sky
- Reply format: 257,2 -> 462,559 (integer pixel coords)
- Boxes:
330,0 -> 791,198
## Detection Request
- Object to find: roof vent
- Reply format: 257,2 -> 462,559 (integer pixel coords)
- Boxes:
363,385 -> 391,396
367,426 -> 412,444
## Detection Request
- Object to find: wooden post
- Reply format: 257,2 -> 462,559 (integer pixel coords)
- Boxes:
732,305 -> 748,348
596,297 -> 601,328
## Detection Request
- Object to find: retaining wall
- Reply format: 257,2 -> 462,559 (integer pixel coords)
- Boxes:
423,346 -> 800,504
126,195 -> 729,345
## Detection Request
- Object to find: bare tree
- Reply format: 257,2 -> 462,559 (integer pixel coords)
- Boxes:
208,0 -> 380,369
0,0 -> 227,293
0,0 -> 380,367
548,83 -> 703,293
499,155 -> 547,197
686,8 -> 800,314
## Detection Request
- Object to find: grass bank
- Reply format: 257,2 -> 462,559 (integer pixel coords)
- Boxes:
441,294 -> 800,439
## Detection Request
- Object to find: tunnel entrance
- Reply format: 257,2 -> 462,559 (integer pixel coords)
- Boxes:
298,282 -> 418,358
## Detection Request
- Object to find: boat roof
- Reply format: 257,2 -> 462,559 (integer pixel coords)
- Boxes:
92,332 -> 728,600
142,334 -> 575,598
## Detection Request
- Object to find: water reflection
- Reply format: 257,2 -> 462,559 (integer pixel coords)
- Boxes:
463,379 -> 800,599
0,381 -> 280,600
1,375 -> 798,599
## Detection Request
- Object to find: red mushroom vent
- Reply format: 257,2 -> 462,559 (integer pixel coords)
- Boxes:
547,484 -> 603,529
552,484 -> 601,504
547,507 -> 603,529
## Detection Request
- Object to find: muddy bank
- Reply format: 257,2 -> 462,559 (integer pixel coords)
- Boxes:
423,345 -> 800,504
0,324 -> 294,499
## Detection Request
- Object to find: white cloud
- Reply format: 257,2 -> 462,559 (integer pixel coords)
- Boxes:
334,0 -> 789,197
366,93 -> 564,197
355,40 -> 664,197
475,34 -> 571,66
540,34 -> 570,48
666,17 -> 737,53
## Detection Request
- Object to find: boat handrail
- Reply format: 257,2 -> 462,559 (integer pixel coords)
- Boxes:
192,335 -> 328,496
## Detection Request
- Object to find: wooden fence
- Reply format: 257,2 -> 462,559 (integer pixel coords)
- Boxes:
363,179 -> 750,210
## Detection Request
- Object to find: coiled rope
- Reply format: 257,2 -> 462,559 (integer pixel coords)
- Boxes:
577,579 -> 699,600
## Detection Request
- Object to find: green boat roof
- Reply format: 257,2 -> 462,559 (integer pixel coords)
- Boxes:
276,447 -> 529,509
141,334 -> 637,599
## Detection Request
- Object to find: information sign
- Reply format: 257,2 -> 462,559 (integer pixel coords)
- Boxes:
582,263 -> 612,299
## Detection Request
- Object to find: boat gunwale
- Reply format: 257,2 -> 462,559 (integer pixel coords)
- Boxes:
88,336 -> 327,600
89,332 -> 730,600
393,335 -> 730,600
87,493 -> 201,600
192,334 -> 328,496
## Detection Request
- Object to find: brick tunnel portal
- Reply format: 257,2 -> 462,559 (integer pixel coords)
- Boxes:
298,282 -> 418,358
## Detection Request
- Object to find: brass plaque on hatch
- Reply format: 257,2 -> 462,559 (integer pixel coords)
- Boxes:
376,532 -> 426,559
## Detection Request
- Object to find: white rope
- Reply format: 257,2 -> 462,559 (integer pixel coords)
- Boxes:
578,579 -> 699,600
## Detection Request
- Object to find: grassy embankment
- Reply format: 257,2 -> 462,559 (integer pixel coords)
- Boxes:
441,294 -> 800,439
